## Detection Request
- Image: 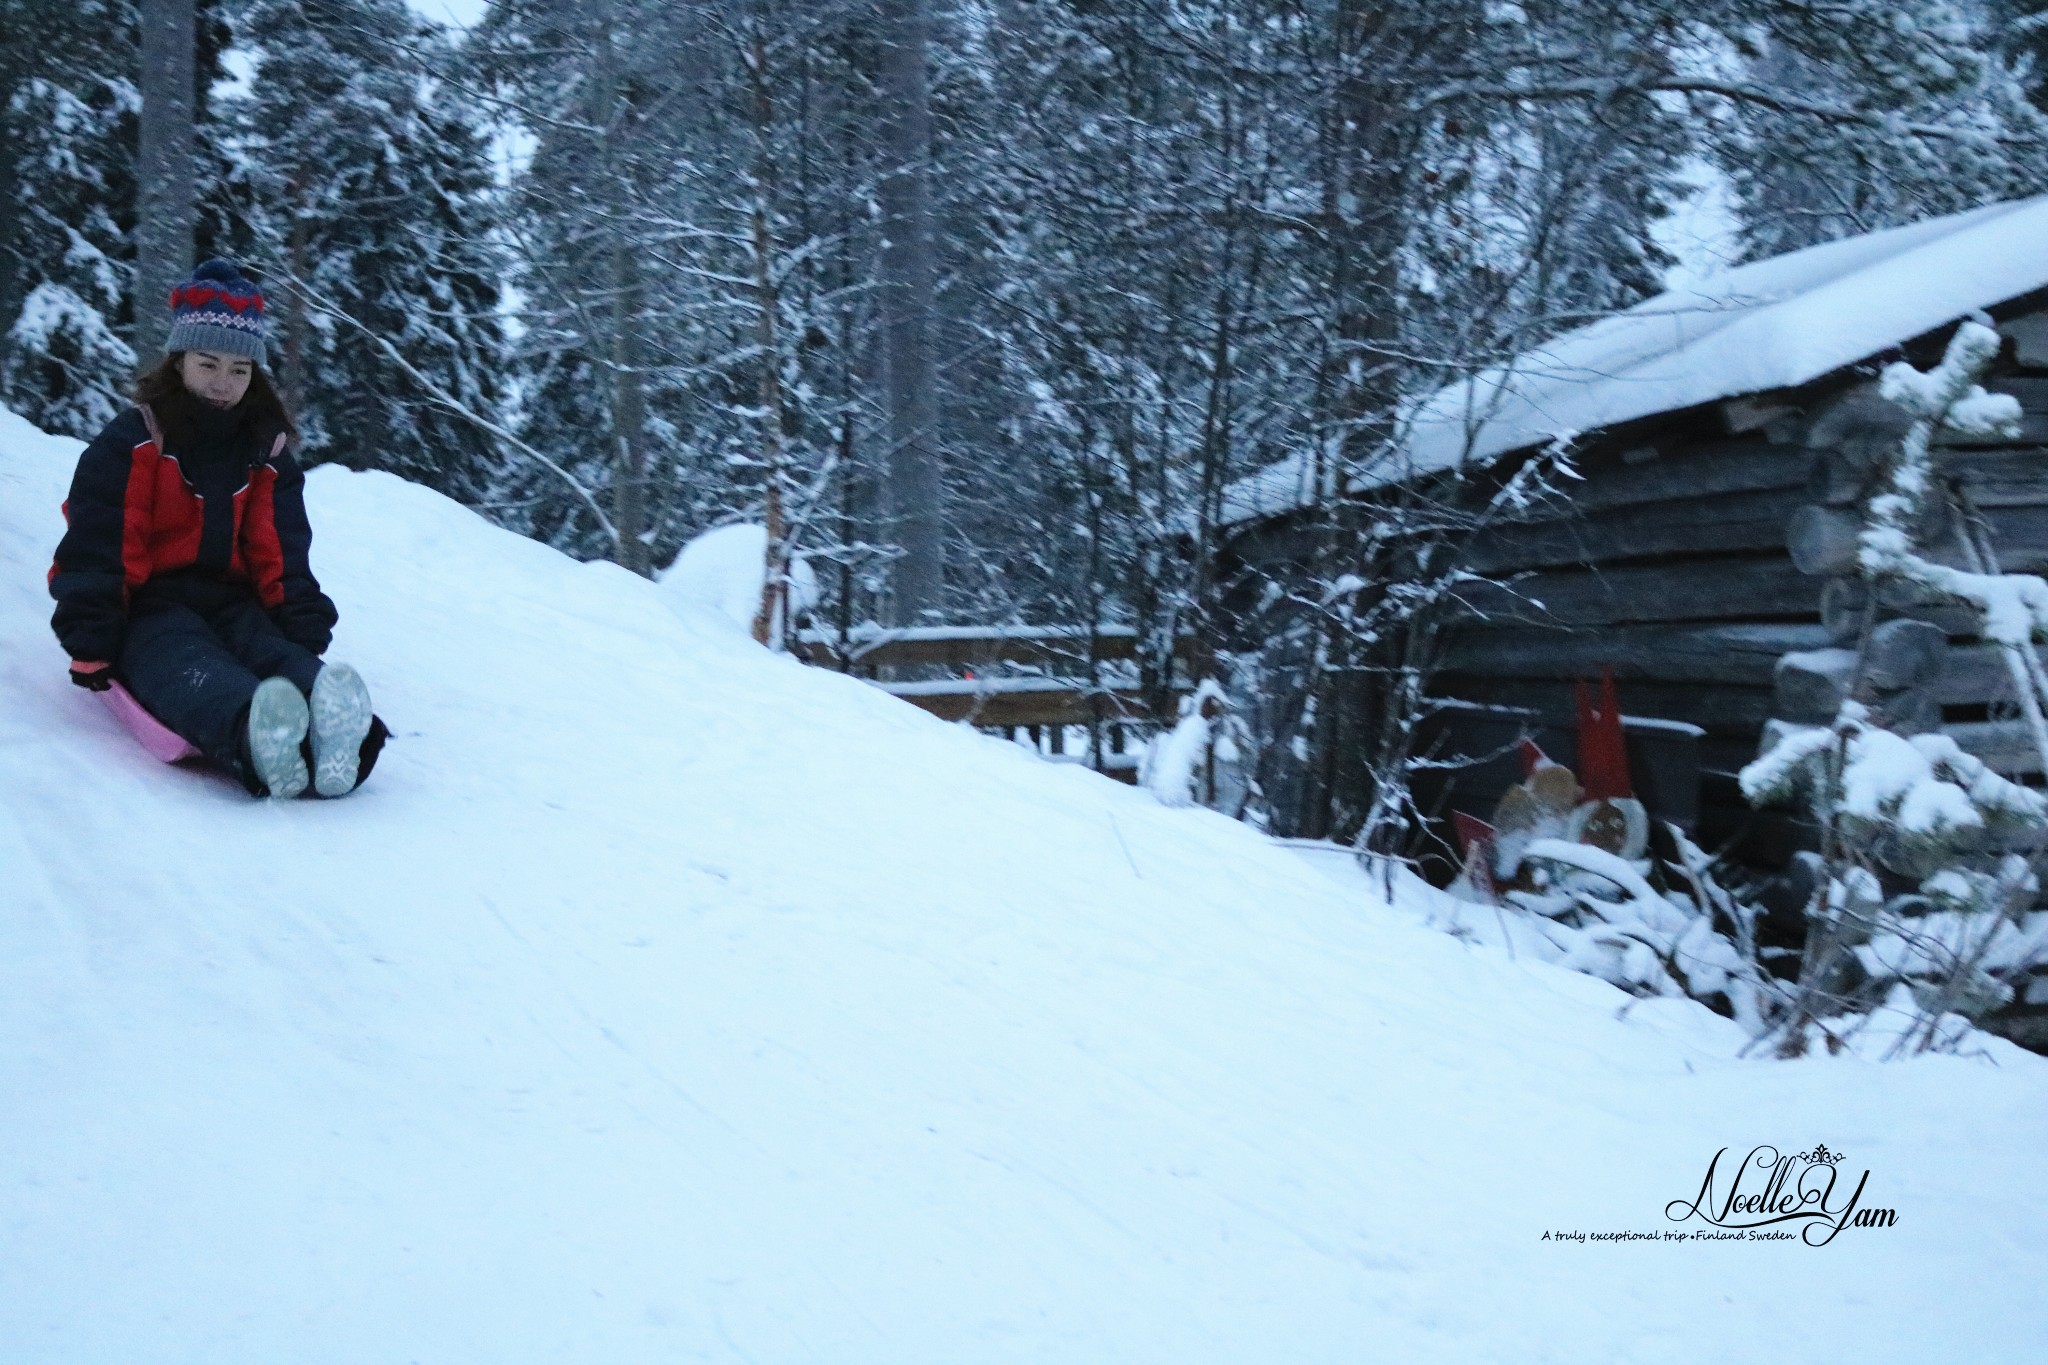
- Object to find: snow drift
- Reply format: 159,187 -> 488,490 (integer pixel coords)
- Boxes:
2,405 -> 2044,1363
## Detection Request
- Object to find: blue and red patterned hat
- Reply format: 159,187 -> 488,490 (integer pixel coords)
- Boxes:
166,259 -> 267,359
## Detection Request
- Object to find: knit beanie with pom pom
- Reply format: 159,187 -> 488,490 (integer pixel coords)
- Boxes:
165,259 -> 267,359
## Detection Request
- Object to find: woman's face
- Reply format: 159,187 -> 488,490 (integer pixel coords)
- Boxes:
180,350 -> 254,409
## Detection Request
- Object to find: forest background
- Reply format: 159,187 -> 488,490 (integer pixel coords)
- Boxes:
7,0 -> 2048,840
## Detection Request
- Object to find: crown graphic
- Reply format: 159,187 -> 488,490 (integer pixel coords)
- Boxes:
1793,1144 -> 1842,1166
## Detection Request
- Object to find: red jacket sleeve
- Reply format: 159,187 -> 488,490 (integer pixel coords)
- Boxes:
241,442 -> 339,653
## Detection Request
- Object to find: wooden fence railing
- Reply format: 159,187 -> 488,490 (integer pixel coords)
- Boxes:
790,624 -> 1202,735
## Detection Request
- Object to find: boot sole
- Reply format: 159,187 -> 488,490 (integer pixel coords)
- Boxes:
310,664 -> 373,797
249,677 -> 310,800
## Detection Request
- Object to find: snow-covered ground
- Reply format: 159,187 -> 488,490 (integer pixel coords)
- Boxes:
3,405 -> 2044,1363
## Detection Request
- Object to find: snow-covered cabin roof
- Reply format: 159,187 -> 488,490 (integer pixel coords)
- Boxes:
1223,192 -> 2048,527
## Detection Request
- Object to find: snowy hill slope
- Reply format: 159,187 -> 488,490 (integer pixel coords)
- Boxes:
3,406 -> 2045,1363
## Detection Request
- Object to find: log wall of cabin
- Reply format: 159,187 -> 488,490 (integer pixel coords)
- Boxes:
1430,307 -> 2048,855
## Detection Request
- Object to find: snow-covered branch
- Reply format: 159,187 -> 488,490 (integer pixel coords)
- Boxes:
271,271 -> 622,551
1850,319 -> 2048,774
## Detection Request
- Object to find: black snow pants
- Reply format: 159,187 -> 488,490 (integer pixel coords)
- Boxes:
118,575 -> 324,786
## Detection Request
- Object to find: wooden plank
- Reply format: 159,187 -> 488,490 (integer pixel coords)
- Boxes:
1466,486 -> 1806,574
1787,501 -> 2048,577
2004,313 -> 2048,369
1432,675 -> 1775,738
1699,736 -> 1775,779
1739,711 -> 2048,778
1721,399 -> 1799,436
1931,409 -> 2048,448
1941,448 -> 2048,507
1932,642 -> 2048,707
887,685 -> 1169,727
1990,377 -> 2048,411
1980,505 -> 2048,573
1223,518 -> 1335,575
829,634 -> 1119,669
1947,720 -> 2047,776
1826,577 -> 1982,642
1791,495 -> 1972,575
1438,621 -> 1830,687
1234,442 -> 1812,560
1447,556 -> 1821,628
1821,577 -> 1986,642
1564,442 -> 1811,516
792,627 -> 1199,672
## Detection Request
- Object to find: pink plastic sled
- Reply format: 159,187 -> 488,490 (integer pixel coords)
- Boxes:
99,680 -> 201,763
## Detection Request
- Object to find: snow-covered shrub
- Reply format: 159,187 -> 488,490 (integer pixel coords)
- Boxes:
1744,703 -> 2048,1053
1479,829 -> 1778,1037
1140,679 -> 1252,813
0,65 -> 138,439
1,282 -> 136,437
1742,319 -> 2048,1057
1441,740 -> 1780,1037
657,523 -> 817,641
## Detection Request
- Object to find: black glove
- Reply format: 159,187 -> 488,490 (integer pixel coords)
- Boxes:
70,660 -> 114,692
271,596 -> 338,656
52,599 -> 125,666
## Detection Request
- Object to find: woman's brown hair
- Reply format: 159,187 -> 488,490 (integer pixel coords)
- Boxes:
134,352 -> 299,453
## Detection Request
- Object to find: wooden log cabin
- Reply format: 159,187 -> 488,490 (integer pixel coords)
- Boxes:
1218,193 -> 2048,867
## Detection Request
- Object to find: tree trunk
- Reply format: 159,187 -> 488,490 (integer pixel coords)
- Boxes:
1269,0 -> 1419,838
0,79 -> 22,366
136,0 -> 197,357
610,243 -> 649,575
877,0 -> 943,624
279,171 -> 310,413
748,28 -> 787,646
1325,0 -> 1410,471
595,8 -> 650,575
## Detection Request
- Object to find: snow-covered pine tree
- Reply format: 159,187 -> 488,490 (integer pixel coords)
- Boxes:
227,0 -> 507,502
949,0 -> 1702,819
1742,320 -> 2048,1056
447,0 -> 2041,848
480,0 -> 739,568
1710,0 -> 2048,258
1989,0 -> 2048,110
0,0 -> 141,435
970,0 -> 1231,694
482,0 -> 891,598
1,0 -> 243,434
1327,0 -> 1693,850
1428,0 -> 1689,340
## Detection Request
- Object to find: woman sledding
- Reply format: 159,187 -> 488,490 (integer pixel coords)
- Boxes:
48,259 -> 388,799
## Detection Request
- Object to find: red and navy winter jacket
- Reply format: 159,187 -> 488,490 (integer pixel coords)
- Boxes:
48,404 -> 339,663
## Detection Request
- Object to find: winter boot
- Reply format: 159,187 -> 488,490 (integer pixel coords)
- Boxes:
247,676 -> 311,800
310,663 -> 374,797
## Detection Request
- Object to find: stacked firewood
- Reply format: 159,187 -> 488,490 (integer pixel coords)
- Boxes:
1776,353 -> 2048,774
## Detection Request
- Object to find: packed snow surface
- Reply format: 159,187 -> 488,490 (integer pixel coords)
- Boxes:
3,405 -> 2045,1362
1226,192 -> 2048,524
